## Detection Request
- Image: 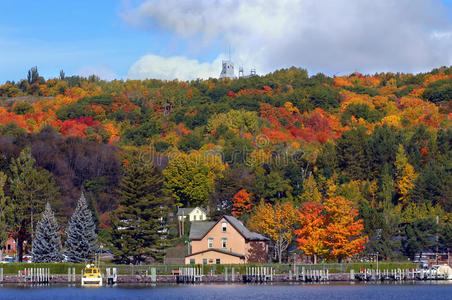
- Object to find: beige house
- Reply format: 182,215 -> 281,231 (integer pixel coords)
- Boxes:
177,207 -> 208,222
185,215 -> 269,264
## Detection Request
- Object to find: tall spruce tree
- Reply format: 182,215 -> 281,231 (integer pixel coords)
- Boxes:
32,202 -> 62,262
65,192 -> 98,262
0,172 -> 9,262
110,160 -> 172,264
9,147 -> 59,261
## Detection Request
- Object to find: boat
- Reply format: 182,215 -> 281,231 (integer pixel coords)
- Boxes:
431,264 -> 452,280
81,264 -> 103,286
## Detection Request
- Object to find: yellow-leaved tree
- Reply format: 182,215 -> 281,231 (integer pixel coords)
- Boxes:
299,175 -> 322,203
394,144 -> 418,206
248,201 -> 298,263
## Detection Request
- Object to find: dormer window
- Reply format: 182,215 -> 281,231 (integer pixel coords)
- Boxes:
222,222 -> 227,232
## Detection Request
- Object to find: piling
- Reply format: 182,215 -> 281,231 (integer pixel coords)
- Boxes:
231,267 -> 235,282
151,267 -> 156,282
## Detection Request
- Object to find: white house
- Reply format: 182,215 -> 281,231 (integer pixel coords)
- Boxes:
177,207 -> 208,222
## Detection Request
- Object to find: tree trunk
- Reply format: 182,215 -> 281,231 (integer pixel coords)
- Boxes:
18,237 -> 24,262
314,254 -> 317,264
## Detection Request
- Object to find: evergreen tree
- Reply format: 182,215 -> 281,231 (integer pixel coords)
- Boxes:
0,172 -> 9,262
9,147 -> 59,261
110,160 -> 172,264
32,202 -> 62,262
65,192 -> 98,262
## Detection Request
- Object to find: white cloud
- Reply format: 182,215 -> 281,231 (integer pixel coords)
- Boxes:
123,0 -> 452,79
127,54 -> 222,80
78,65 -> 118,81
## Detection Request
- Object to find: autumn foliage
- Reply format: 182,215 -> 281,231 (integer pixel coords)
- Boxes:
296,196 -> 368,262
248,201 -> 298,263
231,189 -> 253,217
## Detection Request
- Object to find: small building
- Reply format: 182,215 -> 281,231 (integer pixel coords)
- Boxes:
219,60 -> 235,79
177,207 -> 208,222
1,237 -> 17,255
185,215 -> 269,264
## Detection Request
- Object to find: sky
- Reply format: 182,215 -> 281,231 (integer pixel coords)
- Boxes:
2,0 -> 452,82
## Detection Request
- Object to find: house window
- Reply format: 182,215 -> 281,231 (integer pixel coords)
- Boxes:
203,258 -> 207,264
193,215 -> 197,221
7,244 -> 10,250
222,222 -> 227,232
200,215 -> 203,220
222,238 -> 227,249
190,258 -> 195,264
208,238 -> 213,248
209,259 -> 214,263
216,259 -> 221,264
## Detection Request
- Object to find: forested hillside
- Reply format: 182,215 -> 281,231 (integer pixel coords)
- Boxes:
0,66 -> 451,261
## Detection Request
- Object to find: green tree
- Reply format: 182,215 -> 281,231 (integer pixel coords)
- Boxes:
12,102 -> 34,115
9,147 -> 59,261
253,167 -> 293,204
111,160 -> 172,264
402,217 -> 437,261
27,66 -> 39,85
0,172 -> 9,262
163,152 -> 222,207
336,128 -> 369,180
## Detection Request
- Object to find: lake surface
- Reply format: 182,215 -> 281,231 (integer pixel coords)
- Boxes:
1,282 -> 452,300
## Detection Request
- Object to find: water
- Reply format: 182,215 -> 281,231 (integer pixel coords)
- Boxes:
1,283 -> 452,300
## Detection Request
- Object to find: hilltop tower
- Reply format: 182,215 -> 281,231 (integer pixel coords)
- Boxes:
220,46 -> 236,79
219,60 -> 235,79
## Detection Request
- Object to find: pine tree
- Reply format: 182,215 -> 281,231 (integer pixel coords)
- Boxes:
65,192 -> 98,262
110,160 -> 173,264
0,172 -> 9,263
9,147 -> 59,261
32,202 -> 62,262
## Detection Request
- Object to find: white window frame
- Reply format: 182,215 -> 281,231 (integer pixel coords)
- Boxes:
222,222 -> 227,232
222,238 -> 227,249
208,238 -> 213,248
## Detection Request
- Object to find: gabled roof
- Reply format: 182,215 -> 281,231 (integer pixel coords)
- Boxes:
188,215 -> 269,241
177,207 -> 208,216
185,248 -> 245,259
189,221 -> 216,239
223,215 -> 269,241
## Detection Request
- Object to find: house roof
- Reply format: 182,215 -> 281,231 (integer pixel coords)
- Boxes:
185,248 -> 245,259
177,207 -> 208,216
189,222 -> 216,239
188,215 -> 269,241
223,215 -> 269,241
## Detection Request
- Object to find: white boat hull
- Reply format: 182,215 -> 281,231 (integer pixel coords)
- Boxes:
81,277 -> 103,286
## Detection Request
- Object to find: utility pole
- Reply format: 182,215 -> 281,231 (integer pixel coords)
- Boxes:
436,215 -> 439,265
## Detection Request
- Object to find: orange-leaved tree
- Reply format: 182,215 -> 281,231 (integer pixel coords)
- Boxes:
295,202 -> 328,264
248,201 -> 298,263
323,196 -> 368,262
296,196 -> 368,263
231,189 -> 253,217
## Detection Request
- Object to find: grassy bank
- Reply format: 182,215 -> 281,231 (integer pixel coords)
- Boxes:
0,261 -> 417,275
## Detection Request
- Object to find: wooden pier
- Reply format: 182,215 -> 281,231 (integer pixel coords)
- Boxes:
20,268 -> 51,284
243,266 -> 274,283
176,267 -> 203,283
